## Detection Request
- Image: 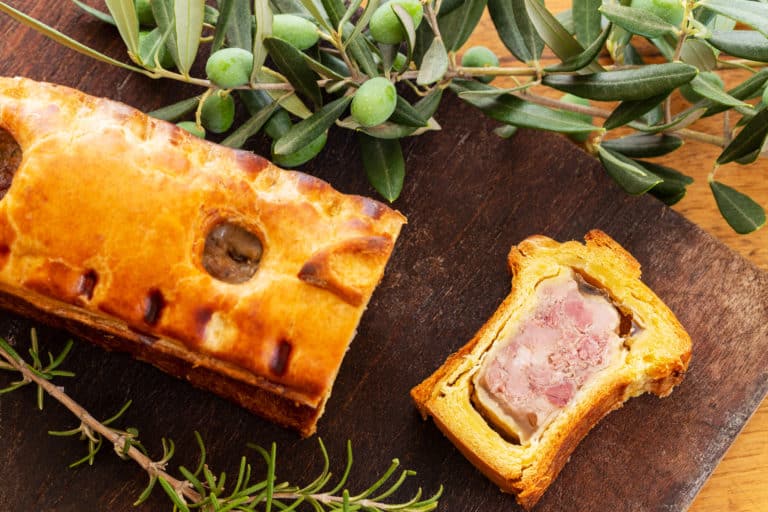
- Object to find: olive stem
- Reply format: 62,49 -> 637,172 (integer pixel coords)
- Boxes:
520,92 -> 727,147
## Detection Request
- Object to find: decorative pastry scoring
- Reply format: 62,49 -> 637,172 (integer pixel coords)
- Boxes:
0,76 -> 406,435
411,230 -> 691,509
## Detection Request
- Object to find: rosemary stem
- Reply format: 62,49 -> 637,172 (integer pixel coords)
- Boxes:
0,343 -> 202,505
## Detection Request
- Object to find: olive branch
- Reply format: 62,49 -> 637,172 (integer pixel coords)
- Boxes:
0,330 -> 442,511
0,0 -> 765,233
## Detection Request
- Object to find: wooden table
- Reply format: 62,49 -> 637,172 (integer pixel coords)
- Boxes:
466,4 -> 768,510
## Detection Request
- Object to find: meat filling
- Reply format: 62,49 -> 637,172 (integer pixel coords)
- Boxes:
472,270 -> 625,443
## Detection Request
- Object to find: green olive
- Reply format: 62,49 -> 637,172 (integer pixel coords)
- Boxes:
351,77 -> 397,127
206,48 -> 254,89
369,0 -> 424,45
201,92 -> 236,134
679,71 -> 723,103
560,94 -> 593,143
176,121 -> 206,139
461,46 -> 500,83
272,131 -> 327,168
135,0 -> 155,27
272,14 -> 320,50
630,0 -> 685,27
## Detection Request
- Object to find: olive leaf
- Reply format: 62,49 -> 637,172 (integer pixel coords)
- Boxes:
221,101 -> 281,148
703,68 -> 768,117
708,30 -> 768,62
253,67 -> 313,118
338,0 -> 363,30
104,0 -> 140,58
392,3 -> 415,64
524,0 -> 601,72
151,0 -> 181,69
698,0 -> 768,37
438,0 -> 464,16
337,116 -> 440,139
71,0 -> 115,25
710,180 -> 767,234
253,0 -> 273,80
264,37 -> 322,107
439,0 -> 488,52
717,107 -> 768,164
342,22 -> 379,77
389,96 -> 429,127
598,4 -> 678,38
174,0 -> 205,76
417,38 -> 449,85
274,95 -> 351,155
138,27 -> 171,68
543,63 -> 697,101
487,0 -> 544,63
0,1 -> 148,74
298,0 -> 333,32
636,160 -> 693,205
601,134 -> 683,158
358,134 -> 405,202
415,87 -> 443,118
597,146 -> 662,195
688,74 -> 749,108
148,95 -> 201,121
545,23 -> 611,72
215,0 -> 252,51
453,80 -> 596,134
343,0 -> 380,50
494,125 -> 519,138
630,106 -> 706,133
300,51 -> 347,81
573,0 -> 601,46
680,39 -> 717,71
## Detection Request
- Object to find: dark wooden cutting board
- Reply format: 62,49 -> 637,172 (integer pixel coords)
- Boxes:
2,4 -> 768,511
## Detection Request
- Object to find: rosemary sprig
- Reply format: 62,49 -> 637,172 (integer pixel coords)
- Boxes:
0,331 -> 442,511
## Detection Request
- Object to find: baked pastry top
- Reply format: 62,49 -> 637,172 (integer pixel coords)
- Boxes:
0,76 -> 405,435
411,230 -> 691,509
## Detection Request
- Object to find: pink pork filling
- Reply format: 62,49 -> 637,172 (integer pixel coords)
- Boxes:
476,273 -> 623,442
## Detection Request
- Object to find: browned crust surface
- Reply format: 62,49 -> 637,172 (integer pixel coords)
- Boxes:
411,230 -> 692,509
0,76 -> 406,434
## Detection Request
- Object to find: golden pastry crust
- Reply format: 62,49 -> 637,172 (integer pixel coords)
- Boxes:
0,76 -> 405,436
411,230 -> 691,509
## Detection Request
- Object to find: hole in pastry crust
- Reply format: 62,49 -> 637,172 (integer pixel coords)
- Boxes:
77,269 -> 98,300
0,127 -> 21,200
143,289 -> 165,326
202,222 -> 263,284
270,340 -> 293,376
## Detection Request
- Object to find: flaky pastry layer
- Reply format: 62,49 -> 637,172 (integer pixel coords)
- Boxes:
0,76 -> 406,435
411,230 -> 691,509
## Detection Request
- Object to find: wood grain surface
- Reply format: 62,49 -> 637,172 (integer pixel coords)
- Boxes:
0,1 -> 766,511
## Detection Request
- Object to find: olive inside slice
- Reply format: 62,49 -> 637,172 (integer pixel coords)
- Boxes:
202,222 -> 262,283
